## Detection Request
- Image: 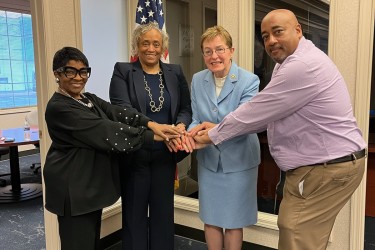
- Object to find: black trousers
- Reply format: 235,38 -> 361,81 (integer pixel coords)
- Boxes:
121,148 -> 175,250
57,196 -> 102,250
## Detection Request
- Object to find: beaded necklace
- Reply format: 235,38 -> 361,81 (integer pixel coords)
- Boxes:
58,87 -> 94,108
144,71 -> 164,112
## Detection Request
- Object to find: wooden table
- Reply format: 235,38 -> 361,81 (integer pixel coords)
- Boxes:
0,127 -> 42,203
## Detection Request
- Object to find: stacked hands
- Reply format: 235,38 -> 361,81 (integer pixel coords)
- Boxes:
147,121 -> 217,152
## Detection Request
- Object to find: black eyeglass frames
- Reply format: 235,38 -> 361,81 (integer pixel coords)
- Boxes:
56,66 -> 91,79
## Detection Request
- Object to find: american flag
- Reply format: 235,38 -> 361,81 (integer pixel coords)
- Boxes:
132,0 -> 169,63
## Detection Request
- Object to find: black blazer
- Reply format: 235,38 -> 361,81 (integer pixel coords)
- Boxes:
109,60 -> 192,162
109,60 -> 192,127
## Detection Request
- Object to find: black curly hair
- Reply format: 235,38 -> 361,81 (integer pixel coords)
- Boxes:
52,46 -> 89,71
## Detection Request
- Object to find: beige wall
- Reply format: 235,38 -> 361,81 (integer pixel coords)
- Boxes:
20,0 -> 375,249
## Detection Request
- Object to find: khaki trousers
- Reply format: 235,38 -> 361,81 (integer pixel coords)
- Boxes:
278,157 -> 365,250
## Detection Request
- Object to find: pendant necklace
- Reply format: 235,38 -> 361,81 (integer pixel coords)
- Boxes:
58,87 -> 94,108
144,71 -> 164,112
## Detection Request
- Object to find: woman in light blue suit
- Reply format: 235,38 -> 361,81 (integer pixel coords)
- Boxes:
188,26 -> 260,250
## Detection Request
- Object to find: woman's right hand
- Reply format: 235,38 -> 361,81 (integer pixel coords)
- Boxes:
148,121 -> 181,141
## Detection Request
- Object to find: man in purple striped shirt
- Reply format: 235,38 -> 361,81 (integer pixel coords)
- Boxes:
189,9 -> 366,250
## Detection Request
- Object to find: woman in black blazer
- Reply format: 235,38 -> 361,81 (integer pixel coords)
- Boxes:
109,22 -> 192,250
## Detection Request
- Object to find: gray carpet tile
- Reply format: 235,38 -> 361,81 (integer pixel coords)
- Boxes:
365,216 -> 375,250
103,236 -> 207,250
0,153 -> 45,250
174,236 -> 208,250
0,197 -> 45,250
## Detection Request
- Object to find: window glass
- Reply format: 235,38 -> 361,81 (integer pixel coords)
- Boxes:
9,36 -> 23,60
22,15 -> 32,36
11,60 -> 26,83
0,11 -> 6,36
24,36 -> 34,61
26,61 -> 35,83
0,36 -> 10,60
0,10 -> 36,109
0,59 -> 11,81
7,12 -> 22,36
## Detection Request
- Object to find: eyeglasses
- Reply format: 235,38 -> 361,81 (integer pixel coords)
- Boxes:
56,66 -> 91,79
202,47 -> 230,57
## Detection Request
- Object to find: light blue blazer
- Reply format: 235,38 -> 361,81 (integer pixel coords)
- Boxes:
188,62 -> 260,173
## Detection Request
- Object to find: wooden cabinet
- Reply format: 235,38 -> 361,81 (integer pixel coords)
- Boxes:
257,132 -> 281,214
366,139 -> 375,216
366,114 -> 375,216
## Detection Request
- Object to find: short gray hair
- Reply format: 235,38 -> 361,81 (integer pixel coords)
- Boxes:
131,22 -> 169,56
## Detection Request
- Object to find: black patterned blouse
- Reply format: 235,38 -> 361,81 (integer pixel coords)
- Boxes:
44,92 -> 154,216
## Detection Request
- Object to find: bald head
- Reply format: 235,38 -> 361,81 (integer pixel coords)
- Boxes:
261,9 -> 302,64
262,9 -> 299,27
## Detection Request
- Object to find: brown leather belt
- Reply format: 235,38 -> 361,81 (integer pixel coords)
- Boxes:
310,148 -> 366,166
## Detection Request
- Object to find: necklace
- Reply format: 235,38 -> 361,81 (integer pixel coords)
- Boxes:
58,87 -> 94,108
144,71 -> 164,112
